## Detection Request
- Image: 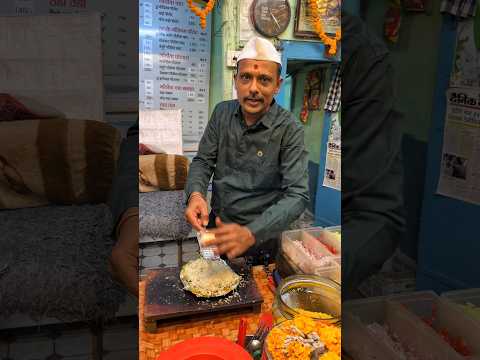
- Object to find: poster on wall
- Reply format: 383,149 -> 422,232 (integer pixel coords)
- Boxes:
323,112 -> 341,190
450,18 -> 480,88
294,0 -> 341,39
437,87 -> 480,205
139,0 -> 211,152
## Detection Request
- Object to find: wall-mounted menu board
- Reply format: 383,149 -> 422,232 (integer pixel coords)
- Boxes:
139,0 -> 212,152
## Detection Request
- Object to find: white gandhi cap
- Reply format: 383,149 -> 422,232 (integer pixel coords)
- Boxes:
236,37 -> 282,66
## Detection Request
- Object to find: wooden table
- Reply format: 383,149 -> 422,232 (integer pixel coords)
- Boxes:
139,265 -> 275,360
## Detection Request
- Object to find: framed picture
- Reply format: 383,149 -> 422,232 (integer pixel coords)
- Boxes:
294,0 -> 341,39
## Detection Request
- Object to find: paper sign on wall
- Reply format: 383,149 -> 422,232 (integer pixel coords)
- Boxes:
139,109 -> 183,155
437,87 -> 480,205
323,112 -> 341,190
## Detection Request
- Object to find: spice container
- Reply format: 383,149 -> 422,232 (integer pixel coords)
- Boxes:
272,274 -> 341,325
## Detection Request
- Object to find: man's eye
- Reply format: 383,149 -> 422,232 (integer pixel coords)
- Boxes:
240,74 -> 251,80
259,76 -> 272,84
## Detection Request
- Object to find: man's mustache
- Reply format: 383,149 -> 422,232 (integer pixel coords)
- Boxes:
244,96 -> 264,102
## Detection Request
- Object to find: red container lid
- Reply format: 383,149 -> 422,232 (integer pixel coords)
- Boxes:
156,336 -> 253,360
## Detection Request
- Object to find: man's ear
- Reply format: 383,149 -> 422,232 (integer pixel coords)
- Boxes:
275,78 -> 283,94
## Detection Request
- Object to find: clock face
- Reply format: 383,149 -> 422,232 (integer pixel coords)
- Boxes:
250,0 -> 291,38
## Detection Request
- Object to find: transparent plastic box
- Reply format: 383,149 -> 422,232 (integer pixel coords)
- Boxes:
281,228 -> 340,283
442,288 -> 480,323
343,296 -> 416,360
390,291 -> 480,359
282,227 -> 340,257
344,292 -> 474,360
324,225 -> 341,234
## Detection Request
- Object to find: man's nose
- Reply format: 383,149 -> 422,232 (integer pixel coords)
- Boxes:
248,79 -> 259,95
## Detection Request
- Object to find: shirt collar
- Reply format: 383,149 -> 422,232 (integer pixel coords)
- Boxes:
234,99 -> 277,129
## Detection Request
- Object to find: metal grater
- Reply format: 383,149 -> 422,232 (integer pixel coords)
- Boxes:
196,231 -> 220,261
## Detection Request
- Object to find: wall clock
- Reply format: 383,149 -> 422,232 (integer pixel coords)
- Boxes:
250,0 -> 291,38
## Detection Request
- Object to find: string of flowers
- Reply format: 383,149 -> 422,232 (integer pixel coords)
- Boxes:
308,0 -> 341,56
186,0 -> 215,29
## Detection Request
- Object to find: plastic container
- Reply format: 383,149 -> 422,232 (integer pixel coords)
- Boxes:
324,225 -> 341,235
390,291 -> 480,359
343,296 -> 406,360
271,274 -> 340,325
280,228 -> 341,283
442,288 -> 480,323
302,227 -> 341,256
343,292 -> 477,360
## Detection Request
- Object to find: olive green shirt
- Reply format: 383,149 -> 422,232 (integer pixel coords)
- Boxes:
185,99 -> 309,244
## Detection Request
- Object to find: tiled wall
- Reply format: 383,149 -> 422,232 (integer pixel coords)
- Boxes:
139,238 -> 199,277
0,321 -> 138,360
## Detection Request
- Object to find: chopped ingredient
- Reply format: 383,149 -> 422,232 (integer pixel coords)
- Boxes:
266,314 -> 340,360
294,308 -> 333,320
292,240 -> 332,264
422,312 -> 472,356
367,323 -> 423,360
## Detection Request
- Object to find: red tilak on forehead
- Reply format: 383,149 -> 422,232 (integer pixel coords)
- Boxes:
253,64 -> 258,69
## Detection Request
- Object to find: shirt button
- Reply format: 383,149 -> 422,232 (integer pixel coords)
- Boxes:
257,150 -> 263,157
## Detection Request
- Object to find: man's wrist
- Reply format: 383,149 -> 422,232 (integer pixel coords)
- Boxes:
244,226 -> 256,245
188,191 -> 206,203
116,207 -> 139,238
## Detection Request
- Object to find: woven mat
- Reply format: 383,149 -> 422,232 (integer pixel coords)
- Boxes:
139,265 -> 275,360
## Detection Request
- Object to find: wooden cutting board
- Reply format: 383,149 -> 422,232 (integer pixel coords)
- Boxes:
143,258 -> 264,326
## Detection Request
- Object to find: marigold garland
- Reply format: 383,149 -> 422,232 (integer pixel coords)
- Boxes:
308,0 -> 341,56
186,0 -> 215,29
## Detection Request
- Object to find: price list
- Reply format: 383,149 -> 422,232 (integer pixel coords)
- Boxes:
139,0 -> 211,152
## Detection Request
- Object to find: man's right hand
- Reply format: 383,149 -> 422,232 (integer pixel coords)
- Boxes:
184,192 -> 209,231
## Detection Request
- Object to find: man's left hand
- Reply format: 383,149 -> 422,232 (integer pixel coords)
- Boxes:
205,217 -> 256,259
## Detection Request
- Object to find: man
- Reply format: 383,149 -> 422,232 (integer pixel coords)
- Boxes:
108,120 -> 139,296
342,12 -> 406,298
184,37 -> 309,263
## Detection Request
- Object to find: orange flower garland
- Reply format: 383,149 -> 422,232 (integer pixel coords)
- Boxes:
186,0 -> 215,29
308,0 -> 341,56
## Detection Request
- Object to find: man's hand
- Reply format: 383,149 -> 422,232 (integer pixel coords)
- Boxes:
109,207 -> 139,297
185,192 -> 209,231
205,217 -> 256,259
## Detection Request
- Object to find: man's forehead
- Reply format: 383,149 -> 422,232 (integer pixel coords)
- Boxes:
237,59 -> 278,73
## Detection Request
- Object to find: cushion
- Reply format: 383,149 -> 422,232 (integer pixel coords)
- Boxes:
139,154 -> 189,192
0,94 -> 64,121
0,204 -> 125,321
139,190 -> 192,239
0,118 -> 121,209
